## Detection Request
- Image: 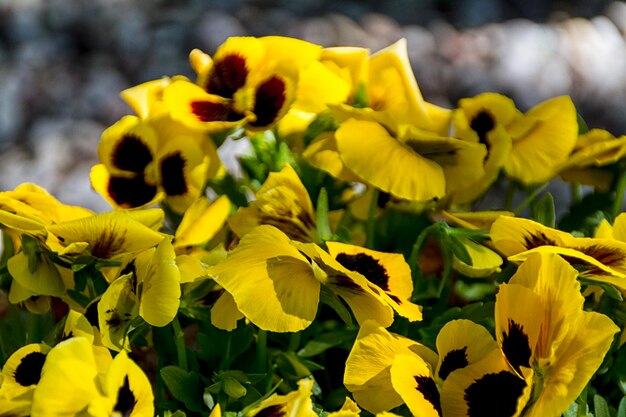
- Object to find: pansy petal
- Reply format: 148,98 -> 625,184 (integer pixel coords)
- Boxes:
102,351 -> 154,417
435,319 -> 498,382
209,225 -> 319,332
390,353 -> 441,417
495,283 -> 543,375
344,321 -> 437,413
211,290 -> 245,331
335,119 -> 445,201
175,196 -> 231,249
505,96 -> 578,184
47,211 -> 165,260
440,349 -> 530,417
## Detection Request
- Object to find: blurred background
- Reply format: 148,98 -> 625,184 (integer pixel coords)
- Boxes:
1,0 -> 625,211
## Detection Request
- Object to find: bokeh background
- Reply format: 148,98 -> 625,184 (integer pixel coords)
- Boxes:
1,0 -> 626,211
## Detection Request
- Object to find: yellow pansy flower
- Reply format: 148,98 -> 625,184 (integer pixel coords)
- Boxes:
558,129 -> 626,191
504,96 -> 578,184
0,343 -> 51,415
228,164 -> 317,243
490,215 -> 626,289
333,118 -> 446,202
46,211 -> 165,260
247,378 -> 317,417
495,252 -> 619,417
344,321 -> 435,413
325,241 -> 422,321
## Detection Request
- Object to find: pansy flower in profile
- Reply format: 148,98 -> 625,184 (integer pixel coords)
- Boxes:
229,164 -> 318,243
493,252 -> 618,417
0,343 -> 51,416
557,128 -> 626,191
46,210 -> 165,261
503,95 -> 578,185
98,237 -> 181,351
246,378 -> 317,417
326,39 -> 431,130
490,215 -> 626,290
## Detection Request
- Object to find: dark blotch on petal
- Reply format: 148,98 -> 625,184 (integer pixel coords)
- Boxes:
336,252 -> 390,291
250,76 -> 287,128
207,54 -> 248,98
465,371 -> 526,417
112,134 -> 153,173
190,100 -> 242,122
14,351 -> 46,386
523,231 -> 558,249
91,228 -> 126,259
114,376 -> 137,417
470,110 -> 495,145
414,376 -> 442,416
108,175 -> 157,208
439,347 -> 469,380
501,319 -> 531,374
255,404 -> 285,417
160,153 -> 187,196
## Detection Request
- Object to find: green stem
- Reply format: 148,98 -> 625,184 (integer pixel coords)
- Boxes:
257,328 -> 268,374
171,317 -> 188,371
287,332 -> 301,352
27,312 -> 42,344
155,356 -> 165,412
220,332 -> 232,370
504,180 -> 517,211
612,172 -> 626,218
365,188 -> 380,249
570,183 -> 582,204
514,183 -> 548,216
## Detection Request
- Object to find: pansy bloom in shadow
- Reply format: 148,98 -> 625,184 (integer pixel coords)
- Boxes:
98,237 -> 181,351
228,164 -> 318,243
557,128 -> 626,192
246,378 -> 317,417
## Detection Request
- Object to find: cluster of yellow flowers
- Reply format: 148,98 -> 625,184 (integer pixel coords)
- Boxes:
1,35 -> 626,417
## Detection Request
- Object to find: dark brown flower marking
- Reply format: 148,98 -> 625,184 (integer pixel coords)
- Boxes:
335,252 -> 390,291
114,376 -> 137,417
464,371 -> 526,417
439,347 -> 469,380
112,134 -> 153,173
415,375 -> 442,416
501,319 -> 531,375
14,351 -> 46,386
207,54 -> 248,98
160,152 -> 188,196
250,76 -> 287,128
107,175 -> 157,208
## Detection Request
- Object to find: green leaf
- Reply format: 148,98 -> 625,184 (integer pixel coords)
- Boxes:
618,396 -> 626,417
203,389 -> 215,410
222,377 -> 247,399
316,188 -> 332,242
580,278 -> 623,301
319,286 -> 353,325
160,366 -> 204,412
577,113 -> 589,135
353,83 -> 368,109
163,410 -> 187,417
298,330 -> 357,357
303,111 -> 339,146
446,234 -> 472,266
534,192 -> 555,228
593,394 -> 610,417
